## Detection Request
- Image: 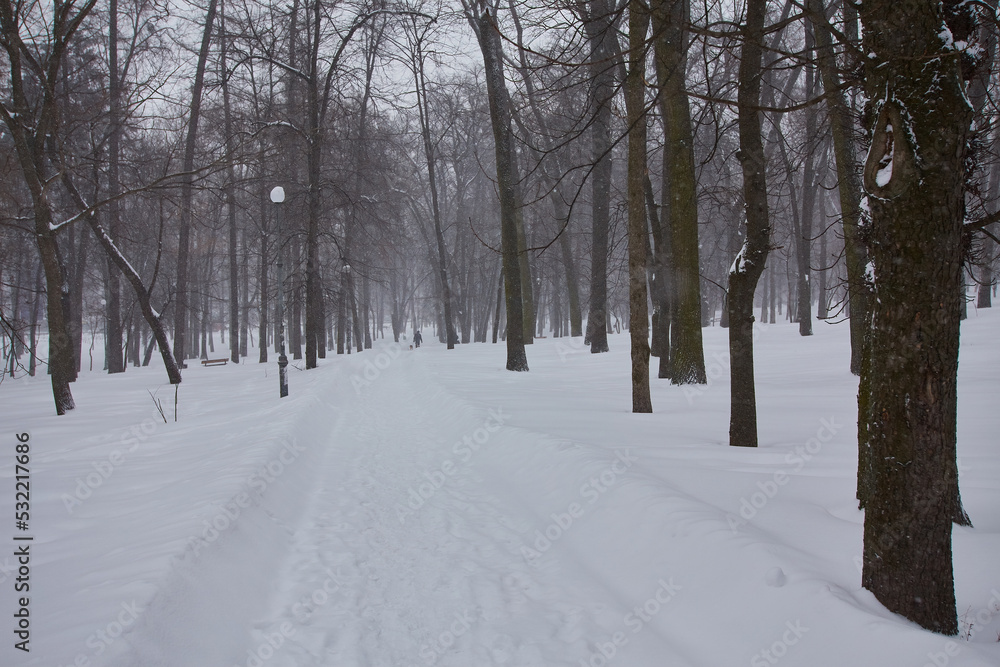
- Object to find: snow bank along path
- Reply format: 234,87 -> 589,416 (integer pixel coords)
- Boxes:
1,312 -> 998,667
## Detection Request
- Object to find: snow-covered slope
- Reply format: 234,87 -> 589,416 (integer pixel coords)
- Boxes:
1,312 -> 998,667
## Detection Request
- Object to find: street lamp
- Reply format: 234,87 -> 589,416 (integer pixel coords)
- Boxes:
271,186 -> 289,398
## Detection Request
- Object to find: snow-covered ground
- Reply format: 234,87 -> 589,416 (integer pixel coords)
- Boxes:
1,312 -> 998,667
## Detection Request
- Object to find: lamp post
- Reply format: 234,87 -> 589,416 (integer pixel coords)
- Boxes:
271,186 -> 289,398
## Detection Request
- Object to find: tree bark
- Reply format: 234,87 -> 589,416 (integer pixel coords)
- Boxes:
582,0 -> 616,354
626,0 -> 651,412
796,28 -> 817,337
0,0 -> 99,413
105,0 -> 124,374
653,0 -> 706,384
477,7 -> 527,371
858,0 -> 973,634
729,0 -> 770,448
221,0 -> 240,364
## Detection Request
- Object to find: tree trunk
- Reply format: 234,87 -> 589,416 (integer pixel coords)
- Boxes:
626,0 -> 651,412
796,30 -> 817,337
817,203 -> 829,319
221,2 -> 240,364
505,0 -> 582,341
412,36 -> 458,349
240,225 -> 249,357
173,0 -> 219,367
858,0 -> 973,634
105,0 -> 124,374
514,196 -> 534,344
477,8 -> 527,371
806,0 -> 868,373
648,170 -> 673,377
363,275 -> 372,349
305,99 -> 323,368
653,0 -> 706,384
27,262 -> 42,376
583,0 -> 615,354
729,0 -> 770,448
69,217 -> 89,373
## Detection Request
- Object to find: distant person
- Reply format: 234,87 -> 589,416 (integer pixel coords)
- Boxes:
413,330 -> 423,348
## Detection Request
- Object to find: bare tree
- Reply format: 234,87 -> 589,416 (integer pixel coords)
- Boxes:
728,0 -> 770,447
0,0 -> 104,413
464,0 -> 528,371
626,0 -> 651,412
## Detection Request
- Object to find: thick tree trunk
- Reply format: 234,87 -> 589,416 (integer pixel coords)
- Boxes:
478,8 -> 527,371
729,0 -> 770,448
583,0 -> 615,354
653,0 -> 706,384
305,122 -> 323,368
38,230 -> 76,414
105,0 -> 124,374
858,0 -> 973,635
626,0 -> 651,412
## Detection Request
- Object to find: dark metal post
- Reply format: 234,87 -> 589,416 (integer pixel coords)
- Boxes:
271,186 -> 289,398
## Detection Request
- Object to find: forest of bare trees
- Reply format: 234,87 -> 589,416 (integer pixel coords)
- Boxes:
1,0 -> 997,637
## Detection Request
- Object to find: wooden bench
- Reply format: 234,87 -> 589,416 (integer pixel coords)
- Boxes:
201,358 -> 229,366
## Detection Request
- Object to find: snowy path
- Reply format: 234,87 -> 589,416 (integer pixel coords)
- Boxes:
104,329 -> 1000,667
3,316 -> 999,667
250,355 -> 641,667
